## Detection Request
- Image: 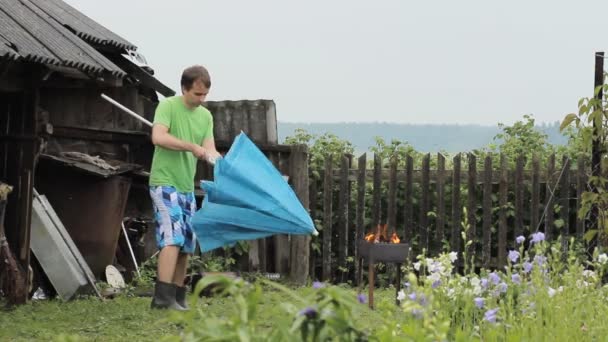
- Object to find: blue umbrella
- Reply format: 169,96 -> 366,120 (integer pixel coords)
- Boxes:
192,132 -> 318,252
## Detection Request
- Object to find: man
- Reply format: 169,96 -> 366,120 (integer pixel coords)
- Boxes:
148,65 -> 220,310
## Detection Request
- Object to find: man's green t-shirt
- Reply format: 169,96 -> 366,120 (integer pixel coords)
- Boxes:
149,96 -> 214,193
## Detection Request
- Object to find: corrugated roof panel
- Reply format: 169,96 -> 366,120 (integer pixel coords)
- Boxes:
31,0 -> 136,51
0,0 -> 126,76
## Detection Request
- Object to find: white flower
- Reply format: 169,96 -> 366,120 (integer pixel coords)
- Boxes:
472,285 -> 482,295
576,280 -> 590,288
548,287 -> 556,298
599,253 -> 608,265
470,277 -> 480,287
426,258 -> 434,266
397,290 -> 406,302
428,272 -> 441,283
448,252 -> 458,263
413,262 -> 421,271
447,288 -> 455,298
558,286 -> 564,292
582,270 -> 596,279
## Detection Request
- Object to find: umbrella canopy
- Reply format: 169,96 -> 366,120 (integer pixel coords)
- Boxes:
192,132 -> 317,252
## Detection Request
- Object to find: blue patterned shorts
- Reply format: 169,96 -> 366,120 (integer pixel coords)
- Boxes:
149,185 -> 197,254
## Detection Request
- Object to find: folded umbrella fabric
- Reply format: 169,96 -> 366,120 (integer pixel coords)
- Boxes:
192,132 -> 317,252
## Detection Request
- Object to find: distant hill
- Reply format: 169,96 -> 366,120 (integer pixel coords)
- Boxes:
277,122 -> 568,153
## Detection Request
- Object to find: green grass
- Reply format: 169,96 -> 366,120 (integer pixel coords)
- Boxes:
0,286 -> 393,342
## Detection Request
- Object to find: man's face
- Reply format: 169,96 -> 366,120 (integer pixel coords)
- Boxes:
183,79 -> 209,108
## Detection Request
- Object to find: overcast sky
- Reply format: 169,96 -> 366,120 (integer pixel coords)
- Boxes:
66,0 -> 608,125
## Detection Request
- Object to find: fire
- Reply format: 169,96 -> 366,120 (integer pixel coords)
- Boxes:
364,224 -> 401,244
390,232 -> 400,243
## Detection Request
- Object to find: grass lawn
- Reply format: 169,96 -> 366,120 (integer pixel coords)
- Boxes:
0,285 -> 394,341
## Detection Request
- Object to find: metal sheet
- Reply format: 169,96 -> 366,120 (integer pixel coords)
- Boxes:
30,195 -> 90,300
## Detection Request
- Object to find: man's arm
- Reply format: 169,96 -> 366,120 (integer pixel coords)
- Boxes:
152,124 -> 207,159
202,138 -> 221,163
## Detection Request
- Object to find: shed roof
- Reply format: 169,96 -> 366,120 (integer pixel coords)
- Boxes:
0,0 -> 128,76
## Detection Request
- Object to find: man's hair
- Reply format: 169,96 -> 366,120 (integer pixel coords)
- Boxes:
181,65 -> 211,91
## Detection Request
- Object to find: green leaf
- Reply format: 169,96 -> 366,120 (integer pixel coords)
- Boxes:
554,219 -> 565,228
584,229 -> 598,242
560,114 -> 578,131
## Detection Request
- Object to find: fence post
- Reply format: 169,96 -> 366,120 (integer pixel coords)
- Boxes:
289,144 -> 310,285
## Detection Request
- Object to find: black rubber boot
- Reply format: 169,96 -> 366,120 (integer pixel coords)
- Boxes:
175,285 -> 189,310
150,281 -> 187,311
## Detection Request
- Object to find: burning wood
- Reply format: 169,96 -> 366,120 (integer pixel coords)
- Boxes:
364,224 -> 400,244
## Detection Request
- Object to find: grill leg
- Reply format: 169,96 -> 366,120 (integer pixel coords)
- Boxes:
395,263 -> 402,305
368,260 -> 374,309
357,257 -> 363,290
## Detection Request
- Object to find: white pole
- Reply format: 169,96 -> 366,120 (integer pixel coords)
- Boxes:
122,222 -> 141,278
101,93 -> 153,127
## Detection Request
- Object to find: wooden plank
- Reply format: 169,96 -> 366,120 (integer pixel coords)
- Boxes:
576,155 -> 585,238
248,240 -> 260,272
482,154 -> 492,268
419,154 -> 430,251
372,154 -> 382,227
322,155 -> 333,281
355,153 -> 366,283
328,168 -> 579,184
467,154 -> 477,261
338,155 -> 349,279
514,155 -> 524,238
308,174 -> 318,277
498,154 -> 508,268
545,154 -> 556,240
451,154 -> 462,253
288,145 -> 310,285
560,156 -> 570,249
230,105 -> 247,143
387,158 -> 398,236
404,155 -> 414,244
531,155 -> 540,233
247,105 -> 269,144
274,152 -> 290,274
436,153 -> 446,245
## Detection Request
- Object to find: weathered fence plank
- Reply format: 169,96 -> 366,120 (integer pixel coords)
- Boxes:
322,156 -> 333,281
420,154 -> 430,251
436,153 -> 446,245
545,154 -> 556,240
515,155 -> 524,238
404,155 -> 414,244
338,155 -> 350,280
467,154 -> 477,260
372,154 -> 382,227
482,154 -> 492,268
577,156 -> 585,238
451,154 -> 462,253
498,154 -> 508,267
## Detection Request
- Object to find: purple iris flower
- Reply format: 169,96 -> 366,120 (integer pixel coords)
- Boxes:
530,232 -> 545,244
357,294 -> 367,304
523,261 -> 533,274
299,307 -> 318,319
484,308 -> 499,323
508,250 -> 520,263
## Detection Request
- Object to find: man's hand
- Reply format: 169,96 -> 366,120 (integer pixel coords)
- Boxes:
205,150 -> 222,165
190,145 -> 208,160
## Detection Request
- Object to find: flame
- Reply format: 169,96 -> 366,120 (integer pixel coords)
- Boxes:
390,232 -> 400,244
364,232 -> 375,242
363,224 -> 401,244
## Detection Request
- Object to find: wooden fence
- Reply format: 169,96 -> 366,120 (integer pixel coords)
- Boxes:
310,152 -> 588,281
